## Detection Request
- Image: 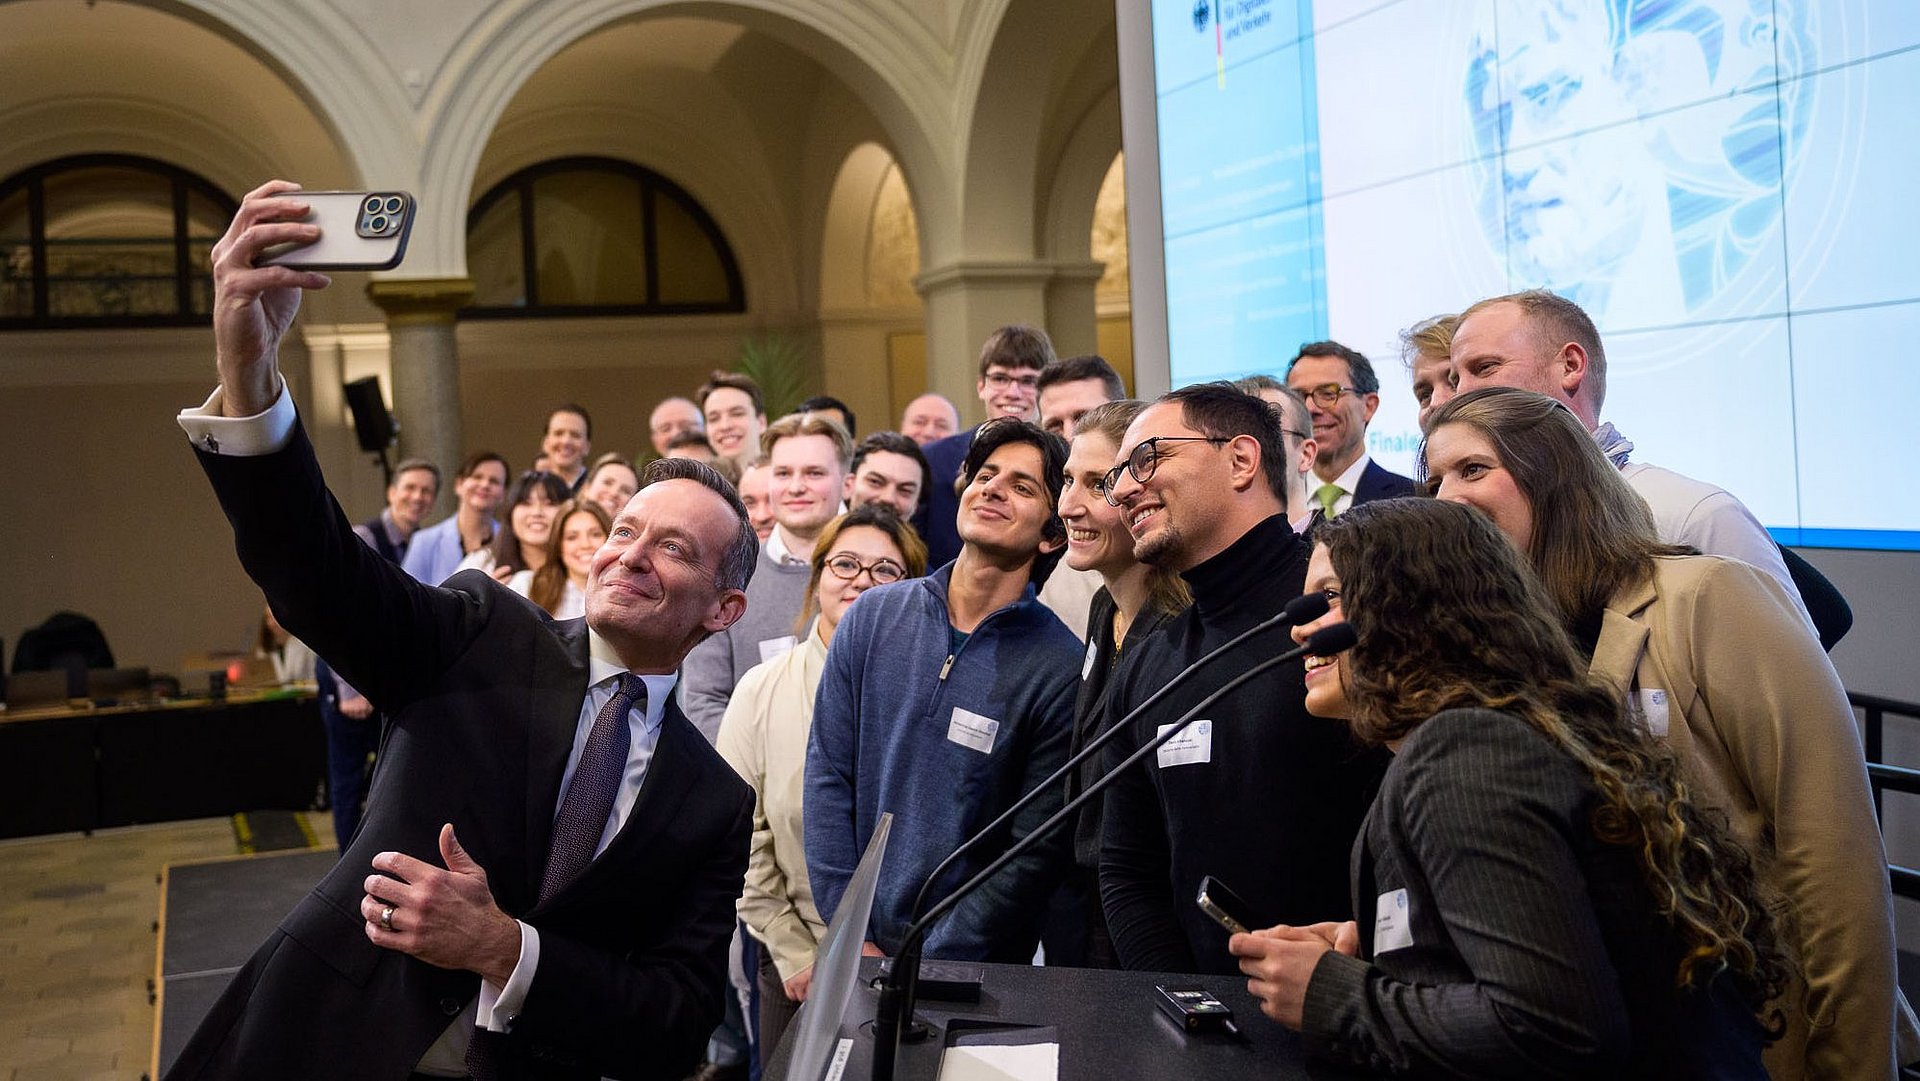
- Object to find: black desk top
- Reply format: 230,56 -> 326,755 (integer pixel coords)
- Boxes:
765,958 -> 1369,1081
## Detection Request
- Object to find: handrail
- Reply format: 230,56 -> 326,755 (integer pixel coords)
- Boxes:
1850,691 -> 1920,901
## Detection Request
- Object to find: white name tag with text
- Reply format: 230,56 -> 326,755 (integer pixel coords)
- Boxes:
1374,888 -> 1413,953
1155,719 -> 1213,768
1081,638 -> 1099,681
947,708 -> 1001,754
1632,688 -> 1671,738
757,636 -> 797,665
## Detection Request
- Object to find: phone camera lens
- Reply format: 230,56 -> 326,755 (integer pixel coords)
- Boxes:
364,196 -> 383,215
369,214 -> 389,233
383,196 -> 403,214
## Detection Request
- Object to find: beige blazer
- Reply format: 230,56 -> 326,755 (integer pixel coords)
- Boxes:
1589,555 -> 1909,1080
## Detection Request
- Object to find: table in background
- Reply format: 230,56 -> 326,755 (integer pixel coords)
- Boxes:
0,690 -> 324,838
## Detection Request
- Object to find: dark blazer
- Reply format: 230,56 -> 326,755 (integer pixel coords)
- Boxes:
1350,459 -> 1418,506
1300,708 -> 1765,1079
919,425 -> 977,570
167,423 -> 753,1081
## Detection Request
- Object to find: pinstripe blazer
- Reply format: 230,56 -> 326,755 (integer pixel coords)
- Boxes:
1300,708 -> 1767,1079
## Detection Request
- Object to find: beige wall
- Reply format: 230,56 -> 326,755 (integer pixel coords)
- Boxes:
0,337 -> 289,674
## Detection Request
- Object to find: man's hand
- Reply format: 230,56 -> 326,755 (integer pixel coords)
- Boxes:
362,824 -> 521,985
1294,920 -> 1360,957
860,941 -> 887,959
1228,924 -> 1338,1029
782,964 -> 813,1003
339,694 -> 375,720
209,179 -> 332,417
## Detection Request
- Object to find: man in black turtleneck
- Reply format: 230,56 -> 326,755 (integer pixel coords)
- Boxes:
1097,383 -> 1389,975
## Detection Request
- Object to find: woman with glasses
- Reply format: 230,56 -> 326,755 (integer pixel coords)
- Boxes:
1419,387 -> 1902,1079
1237,497 -> 1786,1077
715,504 -> 927,1068
458,470 -> 568,583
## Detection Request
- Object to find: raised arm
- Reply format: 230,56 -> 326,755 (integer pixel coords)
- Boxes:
186,181 -> 480,710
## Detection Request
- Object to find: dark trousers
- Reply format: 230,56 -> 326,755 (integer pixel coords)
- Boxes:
755,945 -> 803,1072
317,659 -> 379,849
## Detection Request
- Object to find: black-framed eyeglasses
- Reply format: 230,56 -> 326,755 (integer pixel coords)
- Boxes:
982,371 -> 1040,391
1102,436 -> 1229,506
824,553 -> 906,585
1296,383 -> 1360,407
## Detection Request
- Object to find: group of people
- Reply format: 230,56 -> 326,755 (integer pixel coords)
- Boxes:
174,181 -> 1904,1081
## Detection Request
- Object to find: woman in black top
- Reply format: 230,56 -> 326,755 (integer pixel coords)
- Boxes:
1233,498 -> 1787,1078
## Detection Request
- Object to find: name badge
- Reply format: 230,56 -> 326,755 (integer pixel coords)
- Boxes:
1374,888 -> 1413,953
1631,688 -> 1670,738
757,636 -> 797,665
1156,719 -> 1212,768
1081,639 -> 1098,681
947,708 -> 1000,754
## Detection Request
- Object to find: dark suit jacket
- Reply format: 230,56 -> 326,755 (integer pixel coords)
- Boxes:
1350,459 -> 1418,506
919,425 -> 977,569
167,423 -> 753,1081
1300,709 -> 1765,1079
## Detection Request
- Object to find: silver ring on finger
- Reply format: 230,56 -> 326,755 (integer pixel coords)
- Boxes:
379,904 -> 395,932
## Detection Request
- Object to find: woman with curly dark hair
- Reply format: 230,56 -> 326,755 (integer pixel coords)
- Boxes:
1423,387 -> 1903,1079
1231,497 -> 1787,1078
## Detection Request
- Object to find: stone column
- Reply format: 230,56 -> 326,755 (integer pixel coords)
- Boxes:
366,278 -> 473,505
913,261 -> 1054,425
1043,260 -> 1107,360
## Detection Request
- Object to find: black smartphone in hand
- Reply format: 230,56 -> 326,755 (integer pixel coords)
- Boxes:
1196,875 -> 1268,935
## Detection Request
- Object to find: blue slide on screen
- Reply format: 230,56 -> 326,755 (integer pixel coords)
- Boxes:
1143,0 -> 1920,550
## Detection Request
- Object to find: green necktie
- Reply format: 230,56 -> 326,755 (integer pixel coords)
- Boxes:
1315,482 -> 1345,519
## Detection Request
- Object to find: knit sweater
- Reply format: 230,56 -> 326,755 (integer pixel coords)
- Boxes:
804,564 -> 1081,961
1098,514 -> 1390,975
678,543 -> 810,742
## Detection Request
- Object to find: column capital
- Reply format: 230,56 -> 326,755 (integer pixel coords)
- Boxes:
365,277 -> 475,326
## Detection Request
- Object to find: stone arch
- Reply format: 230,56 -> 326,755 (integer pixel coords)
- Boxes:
819,142 -> 922,312
0,1 -> 365,196
417,0 -> 956,277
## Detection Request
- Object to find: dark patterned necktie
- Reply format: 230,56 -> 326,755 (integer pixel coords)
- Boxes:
539,673 -> 644,904
468,674 -> 644,1081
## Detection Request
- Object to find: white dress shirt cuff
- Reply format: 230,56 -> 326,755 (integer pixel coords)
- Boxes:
477,920 -> 539,1032
176,379 -> 295,456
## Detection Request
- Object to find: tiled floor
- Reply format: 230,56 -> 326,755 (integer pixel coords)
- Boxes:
0,816 -> 329,1081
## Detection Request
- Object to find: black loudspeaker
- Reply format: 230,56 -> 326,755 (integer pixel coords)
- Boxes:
342,376 -> 397,453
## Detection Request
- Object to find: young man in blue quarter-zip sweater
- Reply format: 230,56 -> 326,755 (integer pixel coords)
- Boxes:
805,419 -> 1081,962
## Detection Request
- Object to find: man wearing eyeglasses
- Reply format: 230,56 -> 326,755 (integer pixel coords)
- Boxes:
1098,384 -> 1390,977
806,418 -> 1082,964
1284,341 -> 1418,520
919,325 -> 1057,569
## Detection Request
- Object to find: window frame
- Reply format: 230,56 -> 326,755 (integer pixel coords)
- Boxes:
463,156 -> 746,319
0,154 -> 237,330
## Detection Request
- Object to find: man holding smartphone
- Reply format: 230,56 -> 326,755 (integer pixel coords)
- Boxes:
167,180 -> 754,1081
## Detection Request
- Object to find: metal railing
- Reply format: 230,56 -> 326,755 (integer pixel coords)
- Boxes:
1853,691 -> 1920,900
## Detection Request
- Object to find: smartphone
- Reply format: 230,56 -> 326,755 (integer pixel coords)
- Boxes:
259,191 -> 414,271
1196,875 -> 1267,935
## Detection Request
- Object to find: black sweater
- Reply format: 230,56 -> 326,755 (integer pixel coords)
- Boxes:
1096,514 -> 1389,975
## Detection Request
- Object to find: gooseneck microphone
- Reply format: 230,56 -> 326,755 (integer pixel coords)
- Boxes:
905,589 -> 1332,928
870,622 -> 1359,1081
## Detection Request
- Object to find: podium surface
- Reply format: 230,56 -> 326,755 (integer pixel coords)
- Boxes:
764,957 -> 1367,1081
